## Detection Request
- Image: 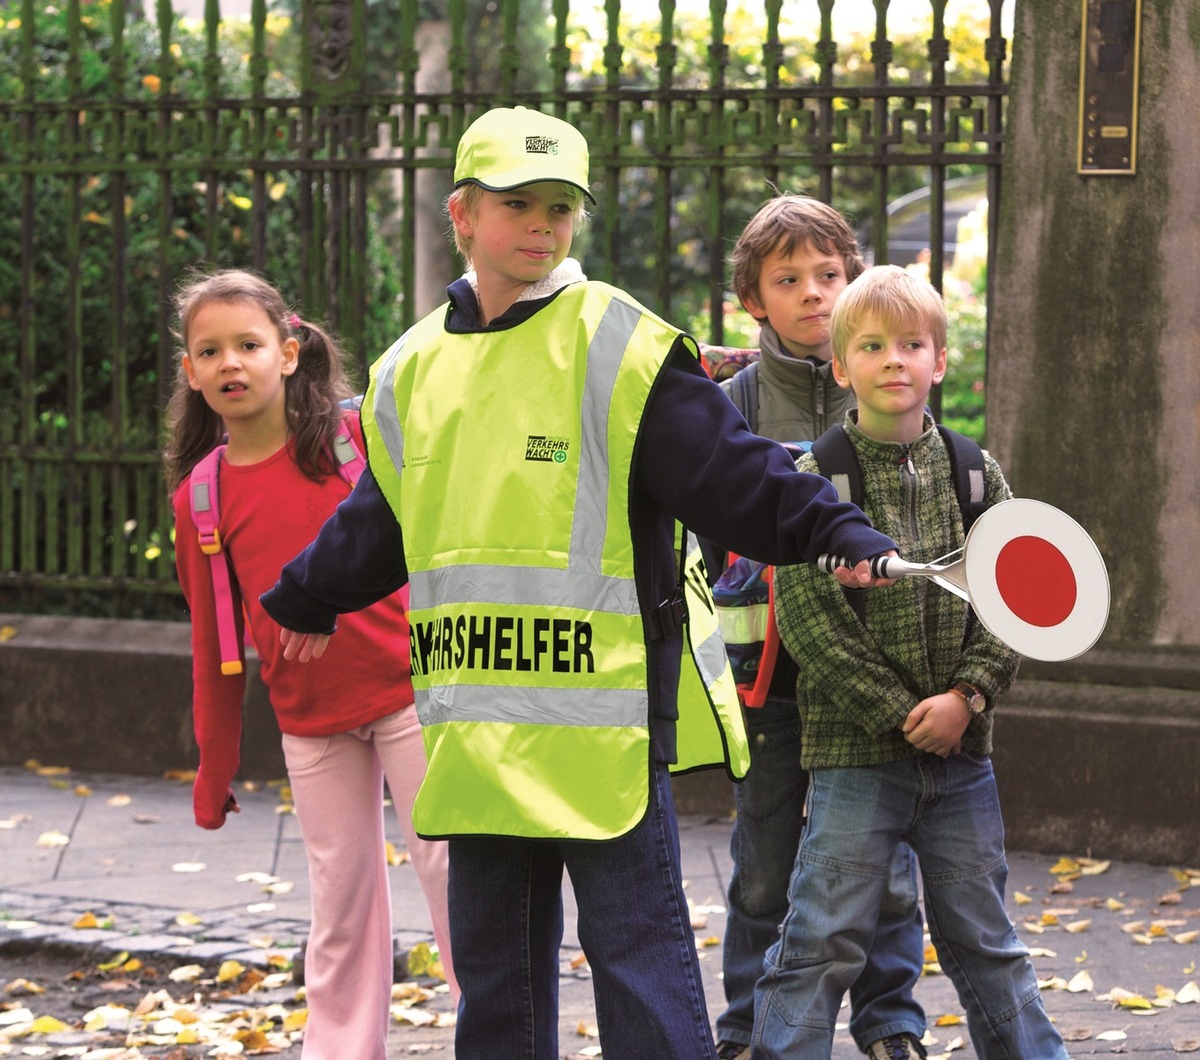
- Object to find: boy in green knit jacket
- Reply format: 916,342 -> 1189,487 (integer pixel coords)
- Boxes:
751,266 -> 1068,1060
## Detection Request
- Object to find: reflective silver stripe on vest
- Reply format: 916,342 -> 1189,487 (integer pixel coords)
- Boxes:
416,683 -> 648,728
409,563 -> 640,615
692,623 -> 729,690
684,534 -> 728,689
570,297 -> 643,574
370,333 -> 408,472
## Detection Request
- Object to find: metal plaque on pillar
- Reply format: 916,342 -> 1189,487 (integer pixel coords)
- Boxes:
1077,0 -> 1142,174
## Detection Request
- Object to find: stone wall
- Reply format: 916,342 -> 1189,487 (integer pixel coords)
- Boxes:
4,614 -> 1199,865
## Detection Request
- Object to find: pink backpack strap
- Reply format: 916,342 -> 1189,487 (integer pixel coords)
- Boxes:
189,445 -> 244,677
188,416 -> 365,678
331,416 -> 366,486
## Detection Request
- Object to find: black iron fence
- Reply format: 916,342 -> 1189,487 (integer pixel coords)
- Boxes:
0,0 -> 1011,618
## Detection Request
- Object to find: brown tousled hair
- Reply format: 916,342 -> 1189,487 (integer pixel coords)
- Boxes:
162,268 -> 358,492
731,193 -> 866,319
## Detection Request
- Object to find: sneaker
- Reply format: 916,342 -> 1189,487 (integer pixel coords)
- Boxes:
865,1034 -> 926,1060
715,1042 -> 751,1060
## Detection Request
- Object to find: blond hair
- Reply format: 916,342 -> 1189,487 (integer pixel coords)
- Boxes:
446,182 -> 588,263
830,265 -> 947,366
731,195 -> 865,316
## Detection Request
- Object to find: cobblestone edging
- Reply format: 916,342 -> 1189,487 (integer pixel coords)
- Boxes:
0,888 -> 306,970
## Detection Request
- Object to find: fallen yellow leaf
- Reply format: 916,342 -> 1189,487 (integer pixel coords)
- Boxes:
217,959 -> 245,983
1116,993 -> 1154,1010
1014,891 -> 1033,905
29,1014 -> 69,1033
934,1013 -> 965,1026
235,1028 -> 270,1049
1050,857 -> 1082,878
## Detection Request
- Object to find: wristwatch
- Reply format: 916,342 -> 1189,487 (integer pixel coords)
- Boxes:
949,681 -> 986,714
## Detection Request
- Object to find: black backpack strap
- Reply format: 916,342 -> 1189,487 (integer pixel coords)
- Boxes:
723,360 -> 759,434
809,423 -> 860,506
936,424 -> 987,534
812,423 -> 988,626
809,424 -> 869,622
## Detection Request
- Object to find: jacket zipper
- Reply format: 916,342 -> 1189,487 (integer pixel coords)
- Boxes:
900,445 -> 919,539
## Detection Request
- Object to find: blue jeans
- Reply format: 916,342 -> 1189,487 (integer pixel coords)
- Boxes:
752,754 -> 1068,1060
447,763 -> 717,1060
716,696 -> 926,1050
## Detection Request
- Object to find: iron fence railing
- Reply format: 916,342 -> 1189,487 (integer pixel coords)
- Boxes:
0,0 -> 1011,617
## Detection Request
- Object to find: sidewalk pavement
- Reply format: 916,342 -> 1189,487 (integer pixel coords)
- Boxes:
2,763 -> 1200,1058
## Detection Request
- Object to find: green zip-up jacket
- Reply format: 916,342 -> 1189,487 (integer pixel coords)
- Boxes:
775,412 -> 1021,769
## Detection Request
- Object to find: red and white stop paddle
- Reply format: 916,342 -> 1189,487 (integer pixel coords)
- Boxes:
818,498 -> 1110,661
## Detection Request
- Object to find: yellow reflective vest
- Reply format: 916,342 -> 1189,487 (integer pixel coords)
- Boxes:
362,280 -> 749,840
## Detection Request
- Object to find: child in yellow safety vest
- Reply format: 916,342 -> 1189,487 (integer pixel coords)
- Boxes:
262,108 -> 898,1060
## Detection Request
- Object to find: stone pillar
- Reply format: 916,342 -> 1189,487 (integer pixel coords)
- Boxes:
988,0 -> 1200,861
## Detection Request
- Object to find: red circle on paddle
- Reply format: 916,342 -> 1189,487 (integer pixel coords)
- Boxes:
994,535 -> 1077,627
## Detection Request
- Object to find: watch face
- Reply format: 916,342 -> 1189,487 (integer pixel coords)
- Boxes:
955,683 -> 984,713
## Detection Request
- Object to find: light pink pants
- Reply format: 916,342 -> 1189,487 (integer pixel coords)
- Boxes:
282,706 -> 457,1060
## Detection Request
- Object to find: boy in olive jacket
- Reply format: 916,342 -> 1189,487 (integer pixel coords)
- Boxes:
752,266 -> 1067,1060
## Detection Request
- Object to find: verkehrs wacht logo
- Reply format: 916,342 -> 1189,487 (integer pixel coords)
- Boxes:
525,135 -> 559,156
526,435 -> 570,463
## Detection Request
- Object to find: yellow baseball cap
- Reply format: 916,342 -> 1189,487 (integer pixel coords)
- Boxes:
454,106 -> 594,204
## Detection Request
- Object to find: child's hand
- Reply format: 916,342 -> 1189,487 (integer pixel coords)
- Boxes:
832,550 -> 899,589
901,693 -> 970,758
279,627 -> 331,662
194,776 -> 240,830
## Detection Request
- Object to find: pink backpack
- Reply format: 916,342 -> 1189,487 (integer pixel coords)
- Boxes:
188,417 -> 366,675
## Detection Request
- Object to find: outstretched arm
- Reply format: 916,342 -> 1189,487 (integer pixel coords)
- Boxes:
261,464 -> 407,641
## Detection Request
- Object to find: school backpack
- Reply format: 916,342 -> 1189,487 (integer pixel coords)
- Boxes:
710,360 -> 804,708
188,416 -> 366,676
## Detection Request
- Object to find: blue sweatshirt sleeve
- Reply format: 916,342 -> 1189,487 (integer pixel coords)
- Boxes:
259,464 -> 406,634
638,347 -> 896,566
